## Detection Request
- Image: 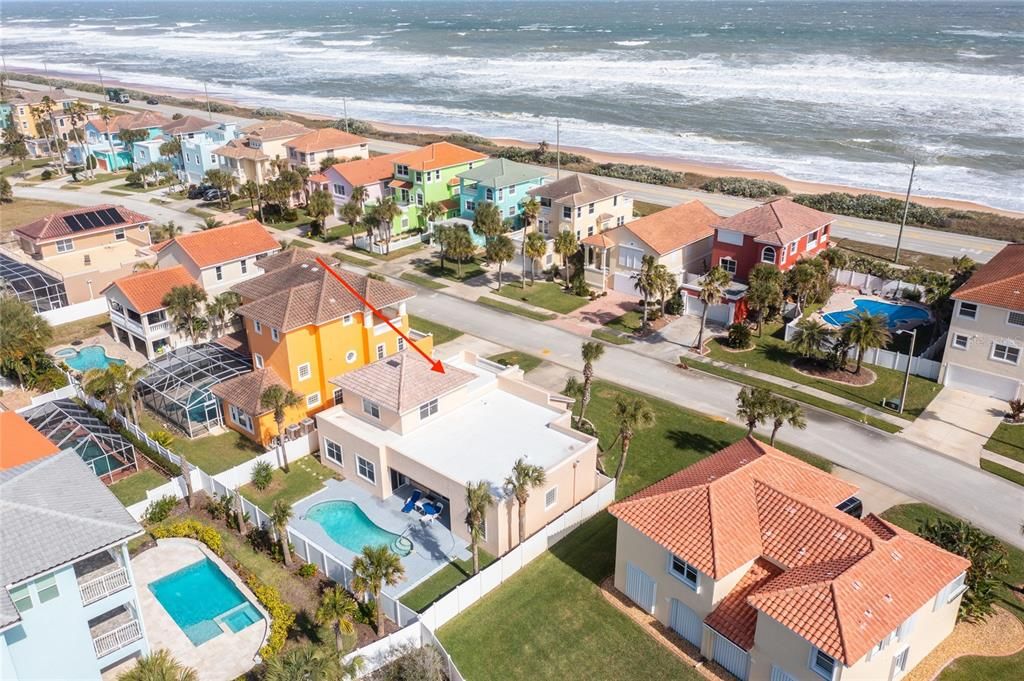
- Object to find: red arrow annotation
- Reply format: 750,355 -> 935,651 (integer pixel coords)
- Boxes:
315,257 -> 445,374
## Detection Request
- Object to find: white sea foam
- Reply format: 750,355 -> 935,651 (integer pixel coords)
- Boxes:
613,40 -> 650,47
7,19 -> 52,23
942,29 -> 1024,39
321,40 -> 376,47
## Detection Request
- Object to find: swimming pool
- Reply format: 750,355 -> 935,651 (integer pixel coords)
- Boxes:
822,298 -> 930,329
306,500 -> 413,556
55,345 -> 125,372
148,558 -> 263,646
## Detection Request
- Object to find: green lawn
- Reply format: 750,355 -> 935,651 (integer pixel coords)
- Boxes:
408,315 -> 463,346
591,329 -> 633,345
438,381 -> 829,680
477,296 -> 557,321
1,198 -> 77,232
604,310 -> 644,335
331,250 -> 376,268
77,171 -> 126,186
487,351 -> 543,374
399,272 -> 448,290
154,425 -> 265,475
881,503 -> 1024,680
108,469 -> 168,506
983,423 -> 1024,464
239,455 -> 338,513
110,182 -> 170,193
416,258 -> 486,282
360,242 -> 426,262
704,321 -> 941,420
263,209 -> 312,232
401,550 -> 498,612
495,281 -> 590,314
980,458 -> 1024,487
0,158 -> 50,179
633,200 -> 669,218
49,314 -> 110,347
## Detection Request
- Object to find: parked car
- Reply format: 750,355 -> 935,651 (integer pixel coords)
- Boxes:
187,184 -> 212,199
836,496 -> 863,519
145,97 -> 159,105
203,188 -> 228,202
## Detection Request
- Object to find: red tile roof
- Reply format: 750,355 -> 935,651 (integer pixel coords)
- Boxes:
712,198 -> 833,247
158,220 -> 279,269
951,243 -> 1024,312
0,413 -> 60,471
211,367 -> 292,416
285,127 -> 367,153
328,153 -> 405,188
393,142 -> 487,172
704,558 -> 782,650
308,173 -> 329,184
103,265 -> 197,313
619,200 -> 719,255
14,204 -> 152,242
89,110 -> 171,134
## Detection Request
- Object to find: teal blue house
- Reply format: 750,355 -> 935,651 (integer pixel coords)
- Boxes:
458,159 -> 548,228
73,110 -> 170,171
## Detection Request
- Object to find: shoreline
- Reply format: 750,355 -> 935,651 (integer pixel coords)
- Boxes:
11,67 -> 1020,218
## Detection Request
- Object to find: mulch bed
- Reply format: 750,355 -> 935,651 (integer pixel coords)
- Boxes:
792,358 -> 877,386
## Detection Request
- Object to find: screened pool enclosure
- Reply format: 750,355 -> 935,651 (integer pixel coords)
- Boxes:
21,399 -> 137,482
137,343 -> 252,438
0,254 -> 69,312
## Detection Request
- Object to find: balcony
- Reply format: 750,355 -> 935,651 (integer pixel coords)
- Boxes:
111,311 -> 145,336
409,329 -> 432,342
75,551 -> 131,605
89,605 -> 143,658
147,319 -> 172,336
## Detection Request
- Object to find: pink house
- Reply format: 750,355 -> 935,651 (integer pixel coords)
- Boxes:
309,152 -> 407,214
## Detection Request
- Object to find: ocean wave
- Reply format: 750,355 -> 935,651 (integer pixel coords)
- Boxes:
113,24 -> 161,31
942,29 -> 1024,39
614,40 -> 650,47
7,19 -> 52,23
321,40 -> 376,47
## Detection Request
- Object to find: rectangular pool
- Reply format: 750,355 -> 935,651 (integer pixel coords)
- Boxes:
148,557 -> 263,646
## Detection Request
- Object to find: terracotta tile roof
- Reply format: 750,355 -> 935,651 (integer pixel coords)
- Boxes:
388,179 -> 414,190
332,351 -> 475,413
232,259 -> 415,332
438,198 -> 459,211
12,88 -> 74,105
255,248 -> 322,273
328,153 -> 406,188
712,198 -> 833,247
0,413 -> 59,471
162,115 -> 217,136
581,233 -> 614,248
704,558 -> 782,650
211,368 -> 292,416
159,220 -> 279,269
951,243 -> 1024,312
617,200 -> 718,255
611,438 -> 970,665
89,110 -> 171,134
241,119 -> 312,140
285,127 -> 366,153
308,173 -> 329,184
393,142 -> 488,172
102,265 -> 197,314
528,174 -> 624,207
14,204 -> 152,242
214,138 -> 269,161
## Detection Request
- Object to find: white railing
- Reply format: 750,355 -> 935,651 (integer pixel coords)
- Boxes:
92,619 -> 142,658
79,567 -> 130,605
408,329 -> 432,341
147,320 -> 171,335
112,314 -> 145,336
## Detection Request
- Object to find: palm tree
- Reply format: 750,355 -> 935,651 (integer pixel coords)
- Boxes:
695,265 -> 731,352
422,200 -> 445,234
0,292 -> 53,389
295,165 -> 312,205
519,197 -> 541,288
768,398 -> 806,446
203,168 -> 236,208
67,101 -> 92,177
654,265 -> 678,317
746,264 -> 785,336
578,341 -> 604,425
162,284 -> 208,345
464,481 -> 494,575
446,227 -> 476,277
352,545 -> 405,634
485,234 -> 515,290
789,317 -> 835,360
524,231 -> 548,286
553,229 -> 578,288
260,385 -> 303,473
316,586 -> 359,653
262,643 -> 361,681
472,201 -> 504,245
840,310 -> 892,374
240,180 -> 262,218
919,518 -> 1008,623
339,200 -> 362,247
787,262 -> 819,316
736,386 -> 773,435
97,105 -> 119,171
307,189 -> 334,239
117,128 -> 149,170
375,195 -> 401,254
271,500 -> 294,567
206,291 -> 241,338
82,363 -> 148,424
631,255 -> 658,329
349,184 -> 369,210
118,649 -> 198,681
153,220 -> 183,243
503,458 -> 546,547
611,395 -> 656,481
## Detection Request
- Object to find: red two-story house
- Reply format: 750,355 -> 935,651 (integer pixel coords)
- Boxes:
710,197 -> 834,282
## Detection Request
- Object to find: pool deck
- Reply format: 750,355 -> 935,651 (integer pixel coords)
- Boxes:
131,539 -> 267,681
291,479 -> 471,597
817,290 -> 932,331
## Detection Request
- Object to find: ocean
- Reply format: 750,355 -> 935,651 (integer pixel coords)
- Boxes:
3,0 -> 1023,210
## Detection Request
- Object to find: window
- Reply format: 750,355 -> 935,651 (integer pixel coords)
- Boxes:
616,215 -> 625,227
113,228 -> 126,241
356,456 -> 376,483
587,224 -> 594,236
808,229 -> 819,247
952,334 -> 969,350
761,246 -> 776,263
576,206 -> 582,218
215,265 -> 223,281
465,199 -> 476,212
333,388 -> 344,405
10,585 -> 32,613
719,257 -> 737,275
229,404 -> 254,433
306,392 -> 320,407
509,183 -> 517,195
254,353 -> 264,369
342,313 -> 353,326
669,554 -> 699,590
397,337 -> 406,352
613,195 -> 618,206
540,197 -> 551,207
810,648 -> 836,680
486,188 -> 494,201
253,320 -> 263,334
415,171 -> 422,183
419,399 -> 438,420
325,438 -> 343,465
1009,311 -> 1024,327
376,343 -> 386,360
55,238 -> 74,253
958,302 -> 978,319
508,206 -> 516,217
362,398 -> 380,419
562,206 -> 571,219
240,259 -> 248,274
297,363 -> 312,381
935,573 -> 967,610
992,343 -> 1020,364
416,192 -> 424,207
345,350 -> 357,364
271,327 -> 280,342
544,487 -> 557,509
892,647 -> 910,678
35,575 -> 59,604
334,183 -> 345,196
588,203 -> 595,215
789,241 -> 797,256
396,164 -> 409,176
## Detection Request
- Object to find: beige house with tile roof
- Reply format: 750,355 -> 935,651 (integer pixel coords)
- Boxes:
214,119 -> 311,184
609,438 -> 969,681
102,265 -> 198,358
285,128 -> 369,170
315,350 -> 602,557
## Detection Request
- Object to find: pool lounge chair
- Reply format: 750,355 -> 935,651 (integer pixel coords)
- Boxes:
419,500 -> 445,524
401,489 -> 423,514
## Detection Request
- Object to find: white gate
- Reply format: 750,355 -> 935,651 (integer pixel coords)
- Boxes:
669,598 -> 703,647
711,630 -> 750,680
625,563 -> 657,613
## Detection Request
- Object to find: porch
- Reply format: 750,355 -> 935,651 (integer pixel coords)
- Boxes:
75,549 -> 131,606
89,604 -> 144,659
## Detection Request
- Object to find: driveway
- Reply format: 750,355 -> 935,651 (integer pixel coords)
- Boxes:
899,388 -> 1007,465
567,291 -> 638,327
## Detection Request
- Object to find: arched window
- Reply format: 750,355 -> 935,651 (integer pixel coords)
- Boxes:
761,246 -> 776,264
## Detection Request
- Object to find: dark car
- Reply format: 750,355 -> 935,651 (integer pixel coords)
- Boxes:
187,184 -> 212,199
203,188 -> 228,202
836,496 -> 864,519
146,97 -> 159,105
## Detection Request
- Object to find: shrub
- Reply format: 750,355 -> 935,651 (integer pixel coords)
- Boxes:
331,118 -> 377,136
246,575 -> 294,658
148,430 -> 174,447
125,171 -> 143,186
250,460 -> 274,491
665,291 -> 684,316
142,496 -> 178,523
151,519 -> 224,555
918,518 -> 1008,622
40,169 -> 54,181
367,272 -> 386,281
375,644 -> 446,681
701,177 -> 789,198
252,107 -> 284,118
297,563 -> 318,578
590,163 -> 685,186
901,287 -> 922,302
726,323 -> 753,349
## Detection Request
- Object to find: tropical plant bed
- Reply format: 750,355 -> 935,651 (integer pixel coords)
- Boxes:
791,358 -> 877,386
711,337 -> 754,353
239,455 -> 339,513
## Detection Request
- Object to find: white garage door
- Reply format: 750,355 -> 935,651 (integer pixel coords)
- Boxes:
669,599 -> 703,647
613,272 -> 639,295
711,631 -> 750,680
685,296 -> 732,325
625,563 -> 657,613
944,365 -> 1020,400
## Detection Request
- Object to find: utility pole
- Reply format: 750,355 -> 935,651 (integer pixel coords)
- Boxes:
894,159 -> 916,265
555,119 -> 561,180
343,97 -> 349,133
97,66 -> 106,95
203,82 -> 213,121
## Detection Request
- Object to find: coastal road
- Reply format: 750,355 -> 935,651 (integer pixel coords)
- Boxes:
13,79 -> 1007,262
13,185 -> 205,229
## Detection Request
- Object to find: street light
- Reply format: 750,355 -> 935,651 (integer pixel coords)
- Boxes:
895,328 -> 918,414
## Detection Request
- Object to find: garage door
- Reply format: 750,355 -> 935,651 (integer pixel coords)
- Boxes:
944,365 -> 1020,400
669,599 -> 702,647
613,272 -> 639,295
711,631 -> 750,680
685,297 -> 733,325
625,563 -> 656,613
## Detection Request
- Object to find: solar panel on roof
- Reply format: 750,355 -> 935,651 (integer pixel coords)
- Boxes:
63,214 -> 85,232
99,208 -> 123,226
82,211 -> 104,228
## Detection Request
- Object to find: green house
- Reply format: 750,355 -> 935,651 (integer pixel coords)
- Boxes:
387,142 -> 489,234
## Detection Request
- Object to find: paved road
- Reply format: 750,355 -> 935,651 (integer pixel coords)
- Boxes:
15,185 -> 205,229
15,80 -> 1007,263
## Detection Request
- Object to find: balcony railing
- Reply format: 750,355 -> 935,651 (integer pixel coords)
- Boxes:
409,329 -> 432,341
93,619 -> 142,658
79,567 -> 130,606
147,320 -> 171,335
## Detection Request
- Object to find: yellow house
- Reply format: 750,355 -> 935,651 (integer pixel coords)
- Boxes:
213,119 -> 312,185
212,250 -> 433,446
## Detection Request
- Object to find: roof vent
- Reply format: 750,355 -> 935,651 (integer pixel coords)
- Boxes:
891,550 -> 903,562
864,608 -> 873,618
786,505 -> 796,515
797,548 -> 807,557
883,594 -> 893,603
328,298 -> 336,303
300,263 -> 309,268
834,530 -> 847,542
852,580 -> 862,590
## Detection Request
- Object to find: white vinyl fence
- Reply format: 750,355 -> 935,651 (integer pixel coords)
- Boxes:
831,268 -> 926,298
15,383 -> 78,411
39,297 -> 109,325
354,232 -> 424,255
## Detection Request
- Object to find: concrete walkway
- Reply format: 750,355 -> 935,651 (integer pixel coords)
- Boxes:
983,451 -> 1024,474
